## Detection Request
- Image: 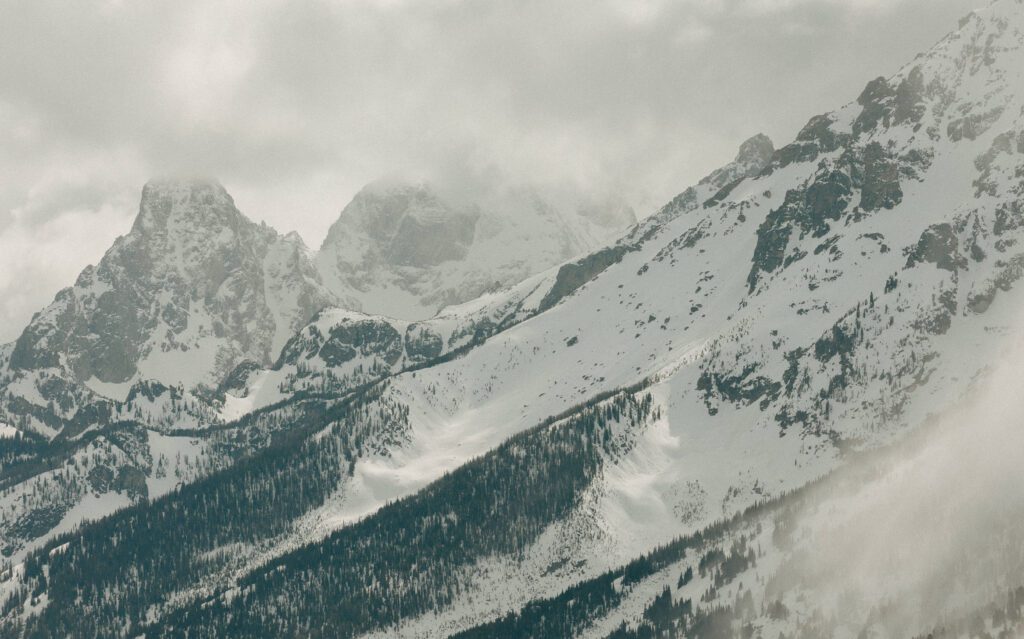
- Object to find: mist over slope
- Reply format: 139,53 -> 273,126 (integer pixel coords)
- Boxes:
316,179 -> 635,320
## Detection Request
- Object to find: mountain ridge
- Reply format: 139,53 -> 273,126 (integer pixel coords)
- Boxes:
4,2 -> 1024,636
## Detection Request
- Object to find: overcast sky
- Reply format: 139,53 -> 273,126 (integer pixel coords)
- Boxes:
0,0 -> 977,342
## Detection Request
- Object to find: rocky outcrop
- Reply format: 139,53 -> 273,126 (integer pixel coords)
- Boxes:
9,179 -> 336,390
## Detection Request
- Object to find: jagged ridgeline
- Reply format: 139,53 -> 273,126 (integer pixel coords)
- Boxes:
0,175 -> 636,562
4,0 -> 1024,637
0,177 -> 634,438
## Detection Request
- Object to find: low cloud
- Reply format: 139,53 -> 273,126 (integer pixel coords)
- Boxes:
765,320 -> 1024,636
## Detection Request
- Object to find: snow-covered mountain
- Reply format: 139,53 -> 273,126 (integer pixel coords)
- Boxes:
0,179 -> 335,434
0,174 -> 637,560
0,175 -> 635,441
316,180 -> 636,319
15,178 -> 334,387
4,2 -> 1024,638
222,132 -> 776,410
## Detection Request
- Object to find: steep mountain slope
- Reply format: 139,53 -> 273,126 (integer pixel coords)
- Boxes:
0,176 -> 634,443
181,1 -> 1024,633
26,178 -> 334,386
0,174 -> 636,561
0,129 -> 776,625
224,132 -> 776,420
454,337 -> 1024,639
5,2 -> 1024,637
1,179 -> 335,431
316,180 -> 636,319
0,179 -> 340,560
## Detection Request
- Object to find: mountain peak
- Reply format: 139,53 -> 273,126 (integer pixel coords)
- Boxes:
911,0 -> 1024,90
735,133 -> 774,166
131,177 -> 239,236
320,179 -> 478,269
282,230 -> 308,246
6,175 -> 335,395
696,133 -> 775,192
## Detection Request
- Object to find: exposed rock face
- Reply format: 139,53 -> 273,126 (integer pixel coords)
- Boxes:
624,133 -> 775,249
704,133 -> 776,189
277,315 -> 404,369
9,179 -> 336,390
403,323 -> 444,363
538,245 -> 632,312
906,223 -> 967,272
0,175 -> 637,439
316,180 -> 636,320
321,184 -> 479,271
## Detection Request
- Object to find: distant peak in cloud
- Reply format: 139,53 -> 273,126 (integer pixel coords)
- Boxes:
133,177 -> 237,235
736,133 -> 775,166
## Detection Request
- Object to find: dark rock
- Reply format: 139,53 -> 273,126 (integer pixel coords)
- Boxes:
218,360 -> 263,395
748,170 -> 853,291
404,324 -> 444,363
697,365 -> 781,413
860,143 -> 903,211
854,77 -> 897,136
539,245 -> 632,312
906,223 -> 965,272
318,320 -> 403,367
948,106 -> 1005,142
893,67 -> 927,126
116,466 -> 149,501
771,116 -> 850,172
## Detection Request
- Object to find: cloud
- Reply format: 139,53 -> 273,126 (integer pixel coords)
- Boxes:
0,196 -> 134,338
0,0 -> 976,342
764,316 -> 1024,636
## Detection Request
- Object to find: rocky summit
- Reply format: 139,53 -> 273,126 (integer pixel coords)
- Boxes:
317,179 -> 637,320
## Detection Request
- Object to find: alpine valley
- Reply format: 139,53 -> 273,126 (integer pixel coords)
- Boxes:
4,2 -> 1024,638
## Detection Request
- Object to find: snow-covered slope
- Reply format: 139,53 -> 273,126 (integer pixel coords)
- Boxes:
0,175 -> 636,440
376,3 -> 1024,633
454,325 -> 1024,639
0,179 -> 344,558
119,0 -> 1024,633
0,176 -> 634,560
0,130 -> 773,599
224,132 -> 776,418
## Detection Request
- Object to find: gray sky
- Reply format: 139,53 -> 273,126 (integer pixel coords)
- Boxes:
0,0 -> 976,342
